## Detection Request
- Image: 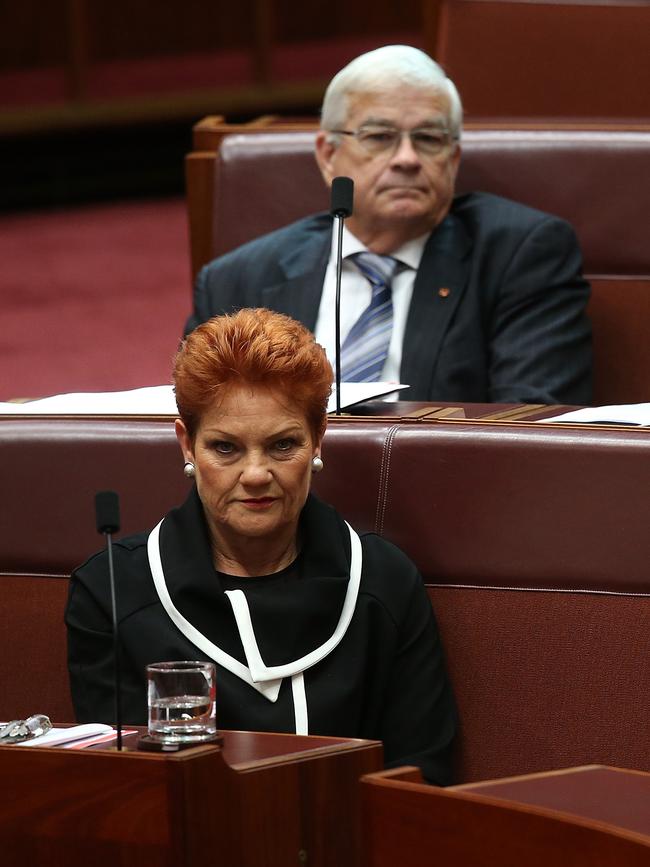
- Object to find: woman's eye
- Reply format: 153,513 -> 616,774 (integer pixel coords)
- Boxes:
213,441 -> 235,455
274,438 -> 296,452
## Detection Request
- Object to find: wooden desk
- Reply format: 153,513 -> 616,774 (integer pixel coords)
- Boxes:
0,729 -> 382,867
336,399 -> 568,422
361,765 -> 650,867
452,765 -> 650,840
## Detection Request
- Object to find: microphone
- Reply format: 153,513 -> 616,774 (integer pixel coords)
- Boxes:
95,490 -> 120,534
95,490 -> 123,751
330,175 -> 354,218
330,176 -> 354,415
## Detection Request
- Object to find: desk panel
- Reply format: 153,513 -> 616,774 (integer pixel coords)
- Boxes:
0,730 -> 382,867
453,765 -> 650,839
361,765 -> 650,867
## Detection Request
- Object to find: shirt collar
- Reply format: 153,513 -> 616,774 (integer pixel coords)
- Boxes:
330,223 -> 429,271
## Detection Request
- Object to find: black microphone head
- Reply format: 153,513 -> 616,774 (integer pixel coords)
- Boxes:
95,490 -> 120,534
330,176 -> 354,218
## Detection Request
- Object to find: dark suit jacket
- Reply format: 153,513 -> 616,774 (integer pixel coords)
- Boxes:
186,192 -> 592,405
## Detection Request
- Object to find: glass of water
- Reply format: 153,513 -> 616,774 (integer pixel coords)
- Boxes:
147,660 -> 217,743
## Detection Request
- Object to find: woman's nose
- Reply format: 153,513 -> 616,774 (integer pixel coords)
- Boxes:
240,453 -> 272,484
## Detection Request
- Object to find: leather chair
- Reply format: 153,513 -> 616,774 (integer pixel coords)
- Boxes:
186,124 -> 650,405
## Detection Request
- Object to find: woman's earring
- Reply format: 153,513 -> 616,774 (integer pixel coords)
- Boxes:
311,456 -> 324,474
183,461 -> 196,479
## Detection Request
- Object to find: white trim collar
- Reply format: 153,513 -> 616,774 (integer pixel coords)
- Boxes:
147,518 -> 363,733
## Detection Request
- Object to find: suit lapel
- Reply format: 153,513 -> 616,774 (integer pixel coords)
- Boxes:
252,210 -> 471,399
400,211 -> 471,397
261,218 -> 332,332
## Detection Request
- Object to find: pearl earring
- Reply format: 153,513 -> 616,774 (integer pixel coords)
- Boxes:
311,456 -> 324,473
183,461 -> 196,478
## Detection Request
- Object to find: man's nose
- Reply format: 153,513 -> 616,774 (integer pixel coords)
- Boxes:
389,132 -> 421,168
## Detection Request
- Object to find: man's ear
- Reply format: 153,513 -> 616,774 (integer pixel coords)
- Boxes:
174,418 -> 194,464
449,143 -> 462,184
315,131 -> 337,185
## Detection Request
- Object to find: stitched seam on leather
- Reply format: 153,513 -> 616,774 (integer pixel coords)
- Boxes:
375,425 -> 399,535
427,583 -> 650,598
0,571 -> 69,580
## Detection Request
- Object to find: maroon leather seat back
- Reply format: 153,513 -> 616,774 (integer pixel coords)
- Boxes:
2,414 -> 650,783
0,418 -> 191,723
212,132 -> 327,256
4,416 -> 649,589
213,128 -> 650,277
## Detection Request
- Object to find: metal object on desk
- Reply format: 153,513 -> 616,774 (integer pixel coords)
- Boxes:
0,714 -> 52,744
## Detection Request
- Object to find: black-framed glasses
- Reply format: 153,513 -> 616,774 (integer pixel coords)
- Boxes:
329,124 -> 456,157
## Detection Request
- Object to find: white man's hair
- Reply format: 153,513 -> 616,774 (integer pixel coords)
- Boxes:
320,45 -> 463,142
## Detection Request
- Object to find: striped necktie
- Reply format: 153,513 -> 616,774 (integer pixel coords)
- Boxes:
340,252 -> 400,382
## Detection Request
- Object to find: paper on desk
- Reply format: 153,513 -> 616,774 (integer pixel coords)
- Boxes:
542,403 -> 650,426
0,385 -> 177,415
0,383 -> 410,416
17,723 -> 113,747
328,382 -> 409,410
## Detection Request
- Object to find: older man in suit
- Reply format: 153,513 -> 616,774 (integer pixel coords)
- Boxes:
185,45 -> 592,405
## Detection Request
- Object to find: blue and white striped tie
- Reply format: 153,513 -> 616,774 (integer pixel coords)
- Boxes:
340,252 -> 400,382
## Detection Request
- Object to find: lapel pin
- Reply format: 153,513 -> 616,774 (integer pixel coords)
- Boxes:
438,287 -> 451,298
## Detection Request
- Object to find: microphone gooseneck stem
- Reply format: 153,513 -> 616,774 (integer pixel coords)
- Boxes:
106,531 -> 123,751
334,213 -> 345,416
329,176 -> 353,416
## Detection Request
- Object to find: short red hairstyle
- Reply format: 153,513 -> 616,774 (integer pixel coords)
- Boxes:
174,308 -> 332,440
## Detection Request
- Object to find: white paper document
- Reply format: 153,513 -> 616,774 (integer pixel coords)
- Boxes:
543,403 -> 650,426
0,385 -> 177,415
15,723 -> 114,748
0,382 -> 410,416
328,382 -> 409,411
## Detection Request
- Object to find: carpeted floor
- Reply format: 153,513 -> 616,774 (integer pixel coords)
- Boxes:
1,197 -> 192,401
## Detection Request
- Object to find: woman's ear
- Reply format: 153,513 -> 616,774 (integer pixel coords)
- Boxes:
313,420 -> 327,459
174,418 -> 194,464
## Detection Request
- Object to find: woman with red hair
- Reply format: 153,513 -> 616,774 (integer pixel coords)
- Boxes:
66,308 -> 455,784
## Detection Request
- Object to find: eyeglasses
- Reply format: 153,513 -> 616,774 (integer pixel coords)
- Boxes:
329,124 -> 457,157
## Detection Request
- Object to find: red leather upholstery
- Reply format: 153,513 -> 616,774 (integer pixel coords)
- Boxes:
211,128 -> 650,276
2,413 -> 649,783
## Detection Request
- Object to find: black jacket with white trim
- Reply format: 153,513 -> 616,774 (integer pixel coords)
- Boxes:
66,489 -> 456,784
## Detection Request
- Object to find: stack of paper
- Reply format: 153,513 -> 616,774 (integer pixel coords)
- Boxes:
15,723 -> 116,748
543,403 -> 650,426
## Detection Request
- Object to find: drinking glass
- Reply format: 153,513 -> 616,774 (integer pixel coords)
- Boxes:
147,660 -> 217,743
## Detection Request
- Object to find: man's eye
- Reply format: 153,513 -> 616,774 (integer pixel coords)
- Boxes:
361,131 -> 396,144
413,132 -> 446,149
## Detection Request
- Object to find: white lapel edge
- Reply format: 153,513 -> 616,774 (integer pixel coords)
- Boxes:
147,519 -> 282,702
223,520 -> 362,682
291,672 -> 308,735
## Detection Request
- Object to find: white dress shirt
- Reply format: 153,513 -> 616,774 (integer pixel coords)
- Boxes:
314,226 -> 429,389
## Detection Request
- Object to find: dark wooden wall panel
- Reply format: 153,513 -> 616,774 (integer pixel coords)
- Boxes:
0,0 -> 67,68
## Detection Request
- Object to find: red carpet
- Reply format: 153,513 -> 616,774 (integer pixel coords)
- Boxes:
1,197 -> 192,401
